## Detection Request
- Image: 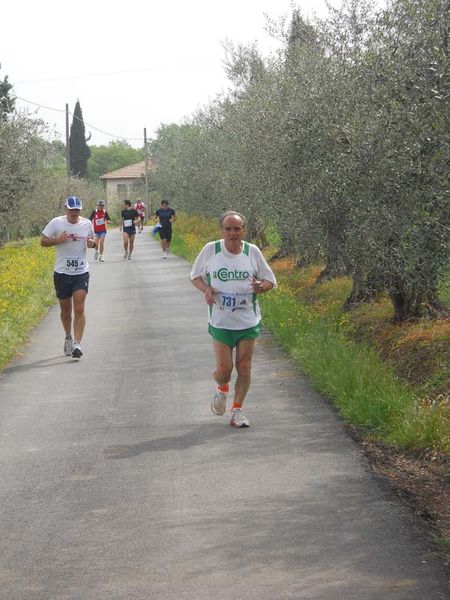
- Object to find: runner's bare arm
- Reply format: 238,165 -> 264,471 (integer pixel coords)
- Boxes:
191,277 -> 217,305
40,232 -> 70,246
251,277 -> 274,294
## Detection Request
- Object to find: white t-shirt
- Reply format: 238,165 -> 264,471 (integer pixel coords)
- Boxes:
42,216 -> 94,275
190,240 -> 277,330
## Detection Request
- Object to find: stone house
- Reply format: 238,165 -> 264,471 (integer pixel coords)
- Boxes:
100,160 -> 154,212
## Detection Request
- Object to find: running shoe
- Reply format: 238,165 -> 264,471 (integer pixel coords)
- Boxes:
72,342 -> 83,359
128,255 -> 132,260
93,250 -> 99,261
229,408 -> 249,428
211,387 -> 228,415
99,256 -> 104,262
63,335 -> 73,356
123,252 -> 128,260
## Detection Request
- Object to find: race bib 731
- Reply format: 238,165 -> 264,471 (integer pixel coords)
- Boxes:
218,292 -> 250,311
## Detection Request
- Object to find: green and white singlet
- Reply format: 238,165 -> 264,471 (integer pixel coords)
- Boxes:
190,240 -> 277,330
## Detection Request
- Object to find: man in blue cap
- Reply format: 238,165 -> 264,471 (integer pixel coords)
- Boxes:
41,196 -> 96,359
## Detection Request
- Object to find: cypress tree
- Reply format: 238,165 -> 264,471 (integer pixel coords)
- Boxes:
0,64 -> 15,122
69,100 -> 91,177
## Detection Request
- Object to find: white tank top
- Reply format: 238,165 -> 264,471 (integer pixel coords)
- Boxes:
206,240 -> 260,330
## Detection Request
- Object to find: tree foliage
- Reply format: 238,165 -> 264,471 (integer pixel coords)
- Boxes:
150,0 -> 449,322
87,140 -> 144,181
0,113 -> 41,238
0,109 -> 103,243
69,100 -> 91,177
0,82 -> 102,243
0,64 -> 15,121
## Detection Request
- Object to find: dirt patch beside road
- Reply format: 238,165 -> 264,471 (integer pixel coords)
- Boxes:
349,426 -> 449,556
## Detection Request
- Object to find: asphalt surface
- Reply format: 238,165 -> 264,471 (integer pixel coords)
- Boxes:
0,228 -> 448,600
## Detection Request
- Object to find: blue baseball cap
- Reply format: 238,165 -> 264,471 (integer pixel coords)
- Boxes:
65,196 -> 82,210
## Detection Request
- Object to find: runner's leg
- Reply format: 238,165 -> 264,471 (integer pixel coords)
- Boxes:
59,297 -> 72,336
123,231 -> 129,255
233,338 -> 256,408
128,234 -> 135,256
212,339 -> 233,387
72,289 -> 87,342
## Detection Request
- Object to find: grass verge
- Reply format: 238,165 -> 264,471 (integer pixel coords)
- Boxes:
0,239 -> 55,370
172,213 -> 449,454
260,288 -> 449,452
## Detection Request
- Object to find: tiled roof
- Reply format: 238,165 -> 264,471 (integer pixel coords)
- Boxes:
100,160 -> 153,180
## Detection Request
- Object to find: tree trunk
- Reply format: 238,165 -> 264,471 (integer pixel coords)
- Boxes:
315,256 -> 348,283
343,267 -> 378,310
388,277 -> 427,322
247,217 -> 268,248
426,291 -> 450,319
388,279 -> 450,322
315,224 -> 348,283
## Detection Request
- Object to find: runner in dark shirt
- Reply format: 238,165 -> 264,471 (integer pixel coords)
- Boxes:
155,200 -> 176,258
120,200 -> 140,260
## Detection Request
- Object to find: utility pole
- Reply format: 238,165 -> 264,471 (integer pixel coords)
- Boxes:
144,127 -> 150,215
65,103 -> 71,197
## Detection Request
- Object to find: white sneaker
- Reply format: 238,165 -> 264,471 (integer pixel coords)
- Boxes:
211,387 -> 228,415
230,409 -> 249,428
123,252 -> 128,260
72,342 -> 83,359
93,251 -> 99,261
63,335 -> 73,356
128,255 -> 132,260
99,256 -> 104,262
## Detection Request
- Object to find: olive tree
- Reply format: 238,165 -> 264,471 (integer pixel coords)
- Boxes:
0,113 -> 48,241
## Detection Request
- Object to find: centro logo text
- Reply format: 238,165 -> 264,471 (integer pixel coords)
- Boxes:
214,268 -> 250,282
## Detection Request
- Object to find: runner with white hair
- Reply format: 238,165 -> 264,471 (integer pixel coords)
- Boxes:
190,211 -> 277,428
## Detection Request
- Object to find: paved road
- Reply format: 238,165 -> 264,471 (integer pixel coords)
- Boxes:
0,229 -> 448,599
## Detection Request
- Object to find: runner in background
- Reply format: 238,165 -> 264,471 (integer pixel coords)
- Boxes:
155,200 -> 176,258
120,199 -> 140,260
134,198 -> 146,233
41,196 -> 96,359
89,200 -> 111,262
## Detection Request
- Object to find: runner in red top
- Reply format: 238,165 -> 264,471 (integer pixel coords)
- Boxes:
134,198 -> 146,233
89,200 -> 111,262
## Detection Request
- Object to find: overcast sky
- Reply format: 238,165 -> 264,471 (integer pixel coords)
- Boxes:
2,0 -> 338,148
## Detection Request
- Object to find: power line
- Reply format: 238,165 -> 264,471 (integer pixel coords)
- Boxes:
15,95 -> 143,143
